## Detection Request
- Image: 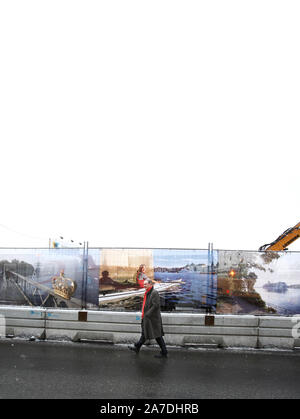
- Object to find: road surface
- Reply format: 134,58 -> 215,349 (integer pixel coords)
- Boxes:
0,339 -> 300,399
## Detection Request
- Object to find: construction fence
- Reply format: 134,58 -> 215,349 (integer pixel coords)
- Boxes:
0,247 -> 299,316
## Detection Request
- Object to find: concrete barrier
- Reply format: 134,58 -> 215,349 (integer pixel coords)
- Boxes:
258,316 -> 295,349
0,305 -> 298,350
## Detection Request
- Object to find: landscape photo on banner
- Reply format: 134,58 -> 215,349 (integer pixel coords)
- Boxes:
97,248 -> 217,313
216,250 -> 300,315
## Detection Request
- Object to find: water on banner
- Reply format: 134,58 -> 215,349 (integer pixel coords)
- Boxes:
216,250 -> 300,315
97,248 -> 218,313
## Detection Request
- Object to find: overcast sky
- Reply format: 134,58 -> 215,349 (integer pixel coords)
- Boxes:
0,1 -> 299,252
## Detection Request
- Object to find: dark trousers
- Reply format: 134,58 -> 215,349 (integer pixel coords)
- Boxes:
136,320 -> 167,355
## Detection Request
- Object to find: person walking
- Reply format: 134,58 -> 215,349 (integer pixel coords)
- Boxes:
128,278 -> 168,358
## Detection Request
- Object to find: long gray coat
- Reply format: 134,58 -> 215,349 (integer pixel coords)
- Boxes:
143,287 -> 164,340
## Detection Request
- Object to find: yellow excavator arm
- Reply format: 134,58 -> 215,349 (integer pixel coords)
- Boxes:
259,222 -> 300,251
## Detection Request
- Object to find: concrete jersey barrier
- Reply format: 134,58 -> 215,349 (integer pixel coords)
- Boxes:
0,306 -> 299,350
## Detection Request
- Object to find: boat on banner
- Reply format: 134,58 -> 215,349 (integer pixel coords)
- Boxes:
99,280 -> 183,303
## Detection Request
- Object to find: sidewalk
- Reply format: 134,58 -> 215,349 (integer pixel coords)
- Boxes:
0,339 -> 300,399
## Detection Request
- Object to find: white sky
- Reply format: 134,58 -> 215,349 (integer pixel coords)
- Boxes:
0,1 -> 299,252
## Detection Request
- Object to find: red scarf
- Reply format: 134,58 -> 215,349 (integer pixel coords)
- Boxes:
141,286 -> 153,319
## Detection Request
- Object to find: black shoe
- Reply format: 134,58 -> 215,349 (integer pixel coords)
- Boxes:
128,345 -> 139,354
154,353 -> 168,358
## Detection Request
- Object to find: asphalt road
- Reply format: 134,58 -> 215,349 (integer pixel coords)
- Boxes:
0,339 -> 300,399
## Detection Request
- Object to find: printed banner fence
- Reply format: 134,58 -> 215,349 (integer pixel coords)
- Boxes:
0,248 -> 98,310
217,250 -> 300,316
0,247 -> 299,315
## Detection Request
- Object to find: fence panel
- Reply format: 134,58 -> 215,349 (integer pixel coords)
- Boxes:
216,250 -> 300,315
0,248 -> 98,309
96,247 -> 217,313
